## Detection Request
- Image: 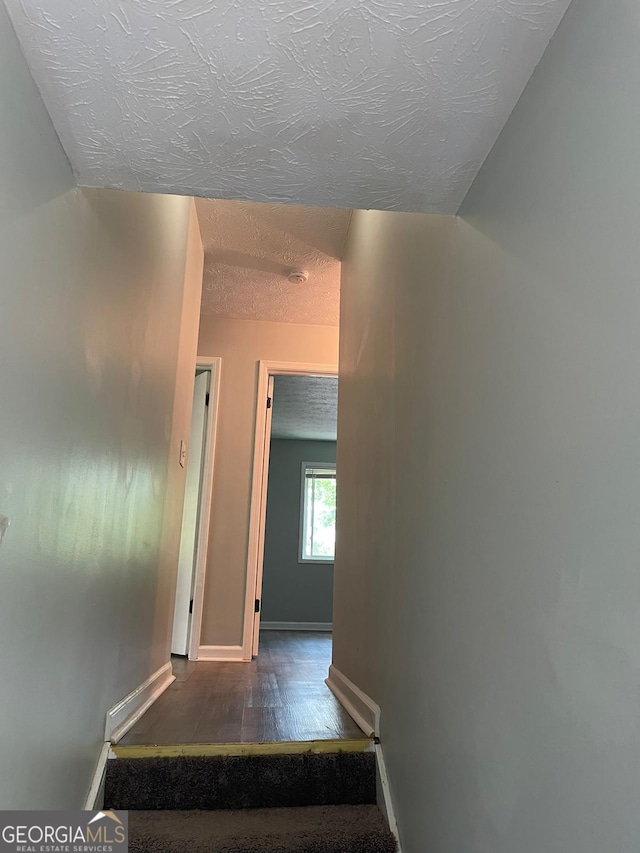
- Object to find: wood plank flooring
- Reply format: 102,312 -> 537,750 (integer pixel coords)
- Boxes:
119,631 -> 367,745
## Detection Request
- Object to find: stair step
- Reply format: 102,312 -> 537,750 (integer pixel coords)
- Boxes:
128,805 -> 397,853
105,752 -> 376,811
111,739 -> 372,759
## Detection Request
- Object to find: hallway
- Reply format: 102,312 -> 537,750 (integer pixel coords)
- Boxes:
119,632 -> 366,746
5,0 -> 640,847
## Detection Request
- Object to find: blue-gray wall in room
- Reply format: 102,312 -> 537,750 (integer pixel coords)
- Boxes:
261,439 -> 336,624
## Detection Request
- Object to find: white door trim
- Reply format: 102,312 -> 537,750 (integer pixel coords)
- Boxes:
251,374 -> 274,657
242,360 -> 338,660
172,371 -> 209,656
187,356 -> 222,661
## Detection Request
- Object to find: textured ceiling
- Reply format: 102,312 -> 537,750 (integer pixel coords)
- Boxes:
271,376 -> 338,442
197,198 -> 348,325
6,0 -> 571,214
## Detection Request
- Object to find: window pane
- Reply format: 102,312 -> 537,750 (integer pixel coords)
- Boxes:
305,475 -> 314,558
302,466 -> 336,561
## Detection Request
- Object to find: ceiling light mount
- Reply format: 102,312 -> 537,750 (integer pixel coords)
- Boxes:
287,268 -> 309,284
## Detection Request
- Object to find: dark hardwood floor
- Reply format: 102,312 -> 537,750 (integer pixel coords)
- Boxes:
119,631 -> 367,745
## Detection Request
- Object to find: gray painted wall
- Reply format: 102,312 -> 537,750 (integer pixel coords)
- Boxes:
0,6 -> 199,809
333,0 -> 640,850
261,440 -> 335,625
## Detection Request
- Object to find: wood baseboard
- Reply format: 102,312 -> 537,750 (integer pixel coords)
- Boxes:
105,662 -> 175,744
325,664 -> 380,738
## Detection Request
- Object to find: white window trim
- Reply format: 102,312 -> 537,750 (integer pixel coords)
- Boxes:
299,461 -> 336,564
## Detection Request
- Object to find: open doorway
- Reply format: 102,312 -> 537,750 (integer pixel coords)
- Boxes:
243,361 -> 338,658
171,357 -> 221,660
260,374 -> 338,638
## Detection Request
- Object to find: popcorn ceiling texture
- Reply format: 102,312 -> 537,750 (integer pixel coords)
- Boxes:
5,0 -> 571,214
196,199 -> 349,325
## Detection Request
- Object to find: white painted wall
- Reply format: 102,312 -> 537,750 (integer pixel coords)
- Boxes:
0,5 -> 202,809
333,0 -> 640,849
197,318 -> 339,646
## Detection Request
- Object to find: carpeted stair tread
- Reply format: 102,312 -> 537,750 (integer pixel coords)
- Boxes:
129,805 -> 397,853
105,753 -> 376,811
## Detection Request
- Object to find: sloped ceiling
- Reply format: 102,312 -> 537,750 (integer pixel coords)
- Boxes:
197,198 -> 349,325
5,0 -> 571,214
271,376 -> 338,442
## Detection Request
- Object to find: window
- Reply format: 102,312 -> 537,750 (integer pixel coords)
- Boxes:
300,463 -> 336,562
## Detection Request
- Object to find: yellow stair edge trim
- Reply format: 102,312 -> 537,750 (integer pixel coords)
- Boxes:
110,738 -> 374,759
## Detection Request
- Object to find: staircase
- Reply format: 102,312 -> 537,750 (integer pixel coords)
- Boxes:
104,747 -> 397,853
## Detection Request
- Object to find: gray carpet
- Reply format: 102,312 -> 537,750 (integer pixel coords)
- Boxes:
105,753 -> 376,811
129,805 -> 397,853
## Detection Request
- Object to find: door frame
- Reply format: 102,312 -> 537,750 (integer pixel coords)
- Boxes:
186,356 -> 222,660
242,359 -> 338,660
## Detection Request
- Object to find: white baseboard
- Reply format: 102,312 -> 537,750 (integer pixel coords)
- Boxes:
326,666 -> 399,847
105,661 -> 175,744
325,664 -> 380,737
261,621 -> 332,632
83,742 -> 111,811
376,743 -> 402,852
198,644 -> 246,661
